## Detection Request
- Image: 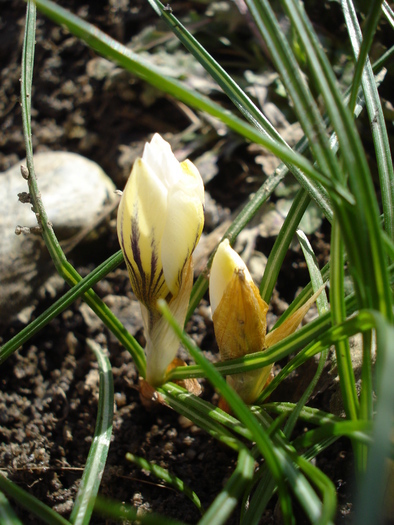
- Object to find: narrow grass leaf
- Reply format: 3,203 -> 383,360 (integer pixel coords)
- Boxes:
240,469 -> 276,525
261,403 -> 342,427
259,189 -> 311,304
382,1 -> 394,28
0,251 -> 123,362
69,340 -> 114,525
147,0 -> 287,141
342,0 -> 394,239
0,492 -> 23,525
297,230 -> 329,312
160,382 -> 254,442
257,310 -> 377,402
292,420 -> 373,450
126,453 -> 203,513
197,449 -> 255,525
346,0 -> 385,113
329,219 -> 359,422
0,475 -> 71,525
159,383 -> 244,451
246,0 -> 342,180
282,0 -> 392,318
356,312 -> 394,524
279,231 -> 329,440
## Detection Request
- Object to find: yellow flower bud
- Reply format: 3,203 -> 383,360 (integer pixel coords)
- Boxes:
210,239 -> 269,358
210,239 -> 322,405
117,134 -> 205,386
117,133 -> 204,311
210,239 -> 271,404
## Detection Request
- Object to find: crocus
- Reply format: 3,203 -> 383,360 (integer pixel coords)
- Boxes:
210,239 -> 321,405
117,134 -> 204,385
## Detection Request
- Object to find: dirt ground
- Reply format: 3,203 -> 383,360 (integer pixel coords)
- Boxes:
1,1 -> 391,523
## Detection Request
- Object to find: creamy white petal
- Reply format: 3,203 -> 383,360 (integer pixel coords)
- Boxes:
143,133 -> 182,189
117,158 -> 169,307
209,239 -> 253,315
161,186 -> 204,295
180,159 -> 205,204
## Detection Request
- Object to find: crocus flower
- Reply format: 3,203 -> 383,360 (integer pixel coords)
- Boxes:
117,134 -> 204,385
210,239 -> 320,405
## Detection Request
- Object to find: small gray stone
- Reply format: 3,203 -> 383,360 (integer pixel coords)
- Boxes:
0,151 -> 116,325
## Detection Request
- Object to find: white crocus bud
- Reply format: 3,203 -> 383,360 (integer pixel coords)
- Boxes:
117,134 -> 204,386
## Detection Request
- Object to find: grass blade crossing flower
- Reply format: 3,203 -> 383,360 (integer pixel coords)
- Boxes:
117,134 -> 204,385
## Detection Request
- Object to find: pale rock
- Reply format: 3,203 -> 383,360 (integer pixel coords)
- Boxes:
0,151 -> 116,325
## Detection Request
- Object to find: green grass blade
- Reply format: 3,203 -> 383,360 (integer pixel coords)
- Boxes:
355,312 -> 394,524
246,0 -> 342,179
261,404 -> 343,426
270,261 -> 332,329
248,0 -> 391,318
21,0 -> 70,275
342,0 -> 394,239
240,469 -> 276,525
290,454 -> 336,525
197,449 -> 255,525
259,69 -> 369,305
69,340 -> 114,525
126,453 -> 203,514
159,383 -> 244,451
65,265 -> 147,376
146,0 -> 285,141
292,420 -> 373,450
346,0 -> 384,114
0,492 -> 23,525
160,382 -> 254,443
260,189 -> 311,303
257,310 -> 376,402
1,251 -> 117,359
372,44 -> 394,71
382,1 -> 394,28
297,230 -> 329,313
281,0 -> 392,318
329,218 -> 359,421
0,475 -> 71,525
279,231 -> 329,440
21,1 -> 35,144
251,411 -> 336,524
